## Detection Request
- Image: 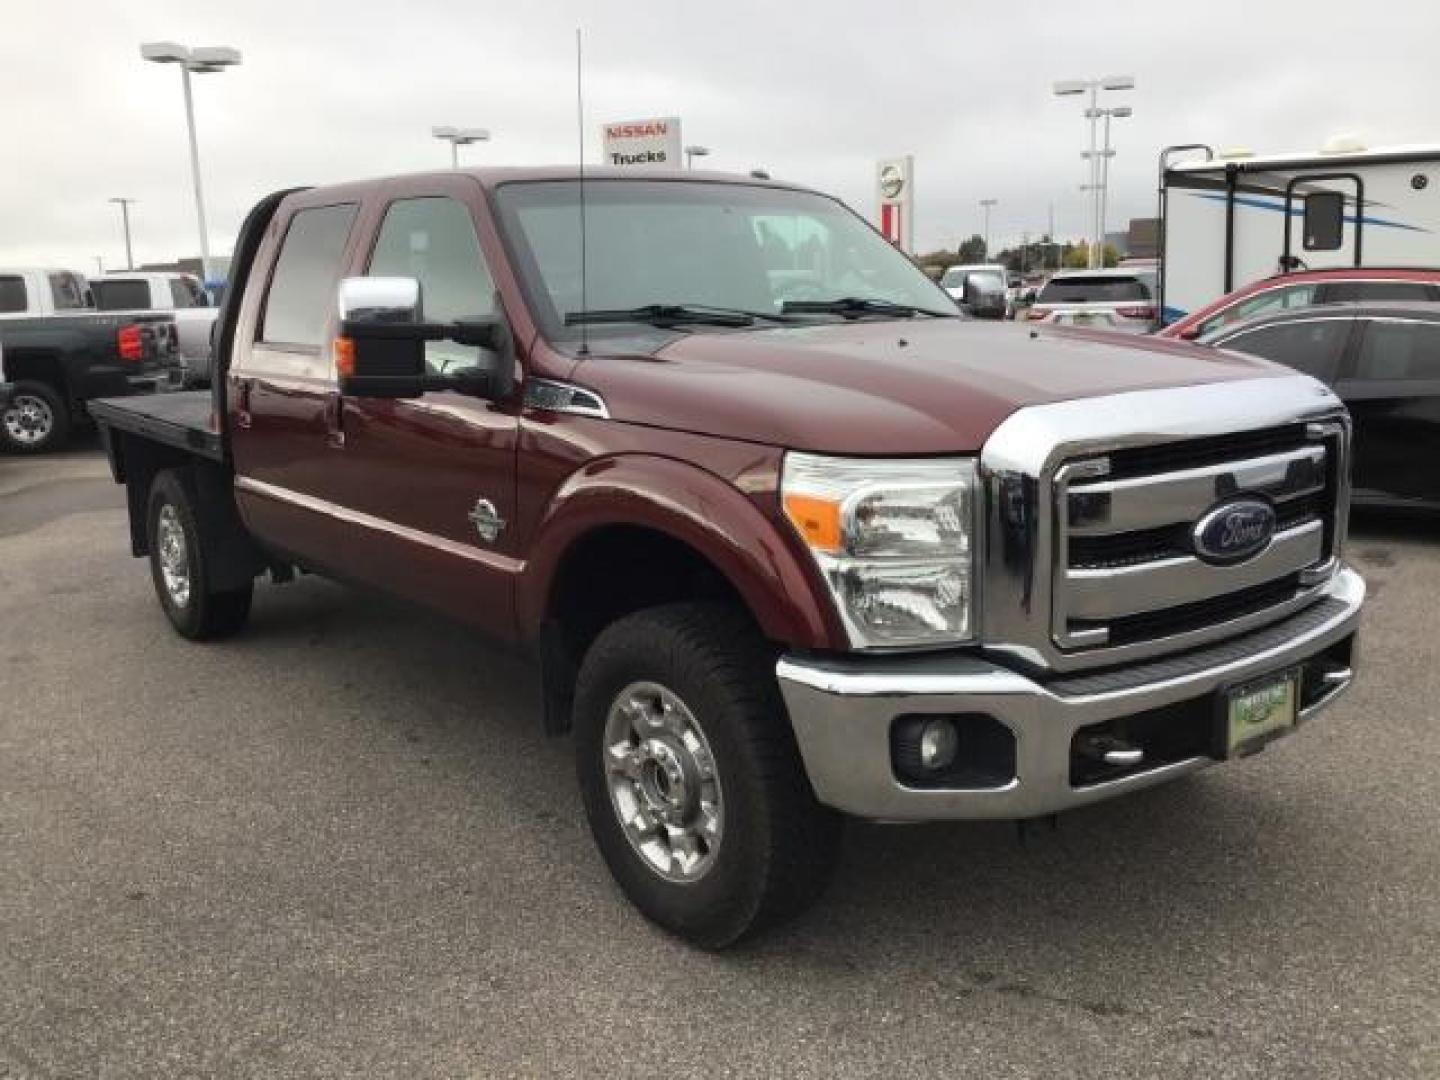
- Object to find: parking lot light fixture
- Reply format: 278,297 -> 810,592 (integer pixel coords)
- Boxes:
108,198 -> 136,270
980,198 -> 998,259
1054,74 -> 1134,267
140,41 -> 242,281
684,145 -> 711,169
432,126 -> 491,169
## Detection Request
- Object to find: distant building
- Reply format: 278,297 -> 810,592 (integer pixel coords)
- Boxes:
1125,218 -> 1160,260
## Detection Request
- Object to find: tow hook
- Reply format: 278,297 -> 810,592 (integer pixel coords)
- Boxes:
1076,733 -> 1145,768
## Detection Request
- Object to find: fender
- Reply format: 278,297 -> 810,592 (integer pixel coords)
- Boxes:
518,453 -> 844,652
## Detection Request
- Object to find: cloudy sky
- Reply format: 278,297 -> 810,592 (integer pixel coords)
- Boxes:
2,0 -> 1436,271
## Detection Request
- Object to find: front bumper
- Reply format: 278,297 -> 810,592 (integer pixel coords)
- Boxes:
777,567 -> 1364,821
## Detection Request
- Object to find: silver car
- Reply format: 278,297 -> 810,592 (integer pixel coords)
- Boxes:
1026,268 -> 1157,333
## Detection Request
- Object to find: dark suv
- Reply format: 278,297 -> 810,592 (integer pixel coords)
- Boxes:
1203,301 -> 1440,511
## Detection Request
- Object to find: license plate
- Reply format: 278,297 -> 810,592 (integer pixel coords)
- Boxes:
1070,313 -> 1095,326
1223,670 -> 1298,756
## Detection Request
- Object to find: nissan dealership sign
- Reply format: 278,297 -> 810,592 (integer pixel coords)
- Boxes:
876,156 -> 915,253
602,117 -> 683,169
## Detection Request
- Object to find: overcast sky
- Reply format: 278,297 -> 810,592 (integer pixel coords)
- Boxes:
3,0 -> 1436,271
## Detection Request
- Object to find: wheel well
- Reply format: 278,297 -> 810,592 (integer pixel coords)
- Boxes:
539,525 -> 758,734
2,351 -> 67,402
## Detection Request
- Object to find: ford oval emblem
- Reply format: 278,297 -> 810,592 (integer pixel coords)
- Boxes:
1192,499 -> 1277,565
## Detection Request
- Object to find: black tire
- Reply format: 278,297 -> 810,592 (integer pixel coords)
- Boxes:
0,380 -> 70,453
146,469 -> 253,641
574,602 -> 842,948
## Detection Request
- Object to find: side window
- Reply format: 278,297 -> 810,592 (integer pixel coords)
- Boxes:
0,275 -> 28,313
1303,191 -> 1344,251
1219,319 -> 1350,382
169,278 -> 199,308
1322,281 -> 1434,304
366,196 -> 496,375
260,203 -> 359,348
1197,286 -> 1315,337
1353,320 -> 1440,382
49,272 -> 90,311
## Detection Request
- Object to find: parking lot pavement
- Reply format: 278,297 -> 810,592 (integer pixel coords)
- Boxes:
1,446 -> 1437,1080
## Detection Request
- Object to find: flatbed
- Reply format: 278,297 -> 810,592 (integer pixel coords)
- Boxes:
90,391 -> 223,462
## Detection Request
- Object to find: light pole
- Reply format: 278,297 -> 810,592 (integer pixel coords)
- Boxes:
432,126 -> 491,169
141,42 -> 242,282
1054,75 -> 1134,268
684,145 -> 710,169
1096,105 -> 1132,264
109,197 -> 136,271
979,198 -> 998,259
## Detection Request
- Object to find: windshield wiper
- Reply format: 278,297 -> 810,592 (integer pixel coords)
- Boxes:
565,303 -> 797,329
780,297 -> 954,319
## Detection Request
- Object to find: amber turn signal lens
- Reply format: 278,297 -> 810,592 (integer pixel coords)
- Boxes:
783,493 -> 842,553
334,337 -> 356,378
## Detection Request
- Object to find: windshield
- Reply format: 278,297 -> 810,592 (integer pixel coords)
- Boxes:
492,179 -> 957,340
1038,275 -> 1151,304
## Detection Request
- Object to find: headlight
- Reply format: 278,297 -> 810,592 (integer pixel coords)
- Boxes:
781,453 -> 977,649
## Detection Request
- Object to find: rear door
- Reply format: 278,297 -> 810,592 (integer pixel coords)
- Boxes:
1335,317 -> 1440,507
320,175 -> 520,636
229,197 -> 365,567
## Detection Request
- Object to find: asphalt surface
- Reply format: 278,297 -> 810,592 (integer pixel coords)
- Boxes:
2,441 -> 1438,1079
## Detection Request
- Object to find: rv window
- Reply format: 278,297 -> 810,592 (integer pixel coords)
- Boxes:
1303,192 -> 1344,251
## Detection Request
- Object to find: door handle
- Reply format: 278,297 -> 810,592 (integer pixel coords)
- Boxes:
324,394 -> 345,449
234,379 -> 253,429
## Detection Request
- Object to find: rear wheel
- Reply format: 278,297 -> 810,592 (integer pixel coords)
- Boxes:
575,602 -> 842,948
146,470 -> 252,640
0,381 -> 69,453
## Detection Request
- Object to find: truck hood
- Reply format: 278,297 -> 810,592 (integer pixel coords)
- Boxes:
571,320 -> 1289,455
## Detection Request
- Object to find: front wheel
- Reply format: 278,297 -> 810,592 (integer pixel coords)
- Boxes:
147,470 -> 253,641
574,602 -> 842,948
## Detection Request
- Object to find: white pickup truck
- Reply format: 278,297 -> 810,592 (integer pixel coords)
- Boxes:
92,272 -> 218,386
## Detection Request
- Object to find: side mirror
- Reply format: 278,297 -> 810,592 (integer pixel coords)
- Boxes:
335,276 -> 510,400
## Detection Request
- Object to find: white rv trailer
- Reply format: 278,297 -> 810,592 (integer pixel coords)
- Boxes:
1158,142 -> 1440,324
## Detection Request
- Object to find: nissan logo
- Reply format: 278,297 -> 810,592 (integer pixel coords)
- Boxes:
1191,499 -> 1277,565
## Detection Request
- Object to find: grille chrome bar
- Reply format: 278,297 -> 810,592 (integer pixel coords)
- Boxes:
1063,520 -> 1323,621
1067,445 -> 1327,537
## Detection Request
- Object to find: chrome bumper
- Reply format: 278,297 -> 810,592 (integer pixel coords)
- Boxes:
777,567 -> 1364,822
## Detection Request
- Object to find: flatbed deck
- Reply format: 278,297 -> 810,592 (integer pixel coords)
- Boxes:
89,391 -> 224,462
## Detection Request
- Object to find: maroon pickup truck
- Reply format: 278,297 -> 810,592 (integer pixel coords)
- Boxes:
91,168 -> 1365,948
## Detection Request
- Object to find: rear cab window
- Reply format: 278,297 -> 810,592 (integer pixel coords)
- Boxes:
259,203 -> 360,349
0,275 -> 27,313
1037,275 -> 1150,304
1196,284 -> 1316,337
93,279 -> 154,311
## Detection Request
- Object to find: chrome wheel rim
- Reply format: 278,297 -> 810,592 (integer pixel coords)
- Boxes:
3,393 -> 54,446
155,504 -> 191,608
603,681 -> 723,883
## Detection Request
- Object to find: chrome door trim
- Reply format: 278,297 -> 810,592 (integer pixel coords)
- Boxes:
235,476 -> 523,573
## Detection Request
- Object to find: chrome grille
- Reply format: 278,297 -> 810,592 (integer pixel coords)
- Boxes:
1051,425 -> 1341,656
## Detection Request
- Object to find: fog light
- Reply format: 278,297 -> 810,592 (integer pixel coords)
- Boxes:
919,718 -> 959,771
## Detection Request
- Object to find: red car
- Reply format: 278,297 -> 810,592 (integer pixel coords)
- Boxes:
1159,267 -> 1440,340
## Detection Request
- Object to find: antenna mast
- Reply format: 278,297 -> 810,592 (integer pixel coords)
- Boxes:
576,27 -> 590,356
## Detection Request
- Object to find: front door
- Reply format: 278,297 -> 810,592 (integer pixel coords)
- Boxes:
321,180 -> 520,637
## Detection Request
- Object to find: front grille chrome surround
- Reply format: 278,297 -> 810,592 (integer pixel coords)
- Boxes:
978,377 -> 1351,674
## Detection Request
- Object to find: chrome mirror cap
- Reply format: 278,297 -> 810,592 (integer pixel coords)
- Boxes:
337,276 -> 422,324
